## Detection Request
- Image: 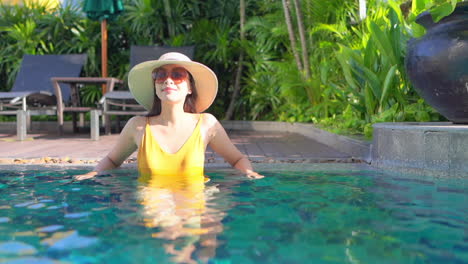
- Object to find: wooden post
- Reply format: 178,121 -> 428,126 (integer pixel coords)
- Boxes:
90,110 -> 100,141
17,110 -> 27,141
53,78 -> 65,135
101,19 -> 108,94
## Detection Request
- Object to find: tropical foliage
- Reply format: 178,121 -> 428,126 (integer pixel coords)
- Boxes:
0,0 -> 462,137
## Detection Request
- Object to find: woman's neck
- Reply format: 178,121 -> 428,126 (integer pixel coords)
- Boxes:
158,102 -> 189,126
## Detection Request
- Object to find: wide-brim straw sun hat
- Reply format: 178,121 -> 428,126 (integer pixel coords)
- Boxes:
128,52 -> 218,112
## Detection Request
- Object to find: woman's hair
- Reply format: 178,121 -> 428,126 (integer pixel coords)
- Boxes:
147,71 -> 198,116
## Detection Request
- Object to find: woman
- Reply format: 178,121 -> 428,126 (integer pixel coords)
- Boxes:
75,52 -> 263,181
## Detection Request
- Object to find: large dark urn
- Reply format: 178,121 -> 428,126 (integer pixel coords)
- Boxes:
405,2 -> 468,123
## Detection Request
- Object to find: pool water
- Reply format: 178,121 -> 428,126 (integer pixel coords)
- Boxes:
0,165 -> 467,263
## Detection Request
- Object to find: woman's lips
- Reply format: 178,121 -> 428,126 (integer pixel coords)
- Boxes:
163,88 -> 177,92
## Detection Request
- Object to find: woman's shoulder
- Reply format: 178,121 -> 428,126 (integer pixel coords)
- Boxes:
200,113 -> 218,127
128,115 -> 147,124
124,115 -> 147,130
200,113 -> 223,139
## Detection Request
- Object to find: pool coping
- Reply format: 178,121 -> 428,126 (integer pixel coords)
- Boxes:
221,120 -> 371,162
0,162 -> 375,173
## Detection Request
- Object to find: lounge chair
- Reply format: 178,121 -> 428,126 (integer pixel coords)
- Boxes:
100,45 -> 195,134
0,54 -> 87,139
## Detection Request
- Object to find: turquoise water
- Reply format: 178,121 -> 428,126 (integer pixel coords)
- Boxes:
0,165 -> 467,263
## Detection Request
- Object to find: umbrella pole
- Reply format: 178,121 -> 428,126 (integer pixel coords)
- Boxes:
101,19 -> 108,94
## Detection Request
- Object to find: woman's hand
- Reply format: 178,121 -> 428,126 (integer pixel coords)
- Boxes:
246,171 -> 264,179
73,152 -> 125,181
73,117 -> 139,181
73,171 -> 98,181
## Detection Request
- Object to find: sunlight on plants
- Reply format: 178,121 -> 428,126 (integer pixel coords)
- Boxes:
1,0 -> 459,134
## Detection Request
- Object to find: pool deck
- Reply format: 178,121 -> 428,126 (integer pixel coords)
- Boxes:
0,129 -> 353,165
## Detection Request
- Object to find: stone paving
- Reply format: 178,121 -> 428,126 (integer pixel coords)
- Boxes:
0,129 -> 353,165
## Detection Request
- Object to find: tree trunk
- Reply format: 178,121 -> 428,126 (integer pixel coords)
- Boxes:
162,0 -> 174,37
292,0 -> 311,80
224,0 -> 245,120
359,0 -> 367,20
282,0 -> 303,72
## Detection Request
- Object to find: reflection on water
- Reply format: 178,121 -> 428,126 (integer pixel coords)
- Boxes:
137,173 -> 225,264
0,167 -> 467,264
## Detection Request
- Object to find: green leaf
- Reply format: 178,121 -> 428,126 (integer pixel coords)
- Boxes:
362,38 -> 375,67
369,21 -> 397,66
364,84 -> 376,119
410,22 -> 427,38
412,0 -> 431,15
355,65 -> 382,100
336,46 -> 359,91
430,2 -> 456,23
310,23 -> 345,39
380,64 -> 398,108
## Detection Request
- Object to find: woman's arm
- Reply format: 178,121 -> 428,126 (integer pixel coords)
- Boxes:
74,117 -> 140,180
206,114 -> 264,179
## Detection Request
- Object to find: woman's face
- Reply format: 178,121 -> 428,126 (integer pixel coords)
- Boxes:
153,64 -> 191,104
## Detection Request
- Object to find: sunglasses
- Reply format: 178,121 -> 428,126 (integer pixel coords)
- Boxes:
152,67 -> 189,84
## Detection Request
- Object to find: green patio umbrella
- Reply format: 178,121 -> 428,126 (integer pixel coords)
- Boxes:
83,0 -> 124,93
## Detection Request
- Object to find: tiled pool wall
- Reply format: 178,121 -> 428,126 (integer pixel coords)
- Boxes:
372,122 -> 468,177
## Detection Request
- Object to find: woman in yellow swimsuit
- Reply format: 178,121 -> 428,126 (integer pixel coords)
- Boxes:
75,52 -> 263,181
75,52 -> 260,262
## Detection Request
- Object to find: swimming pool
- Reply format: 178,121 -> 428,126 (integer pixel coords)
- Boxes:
0,164 -> 466,263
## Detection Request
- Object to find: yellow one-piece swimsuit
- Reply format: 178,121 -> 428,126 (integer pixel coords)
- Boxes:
137,115 -> 208,233
137,114 -> 206,190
